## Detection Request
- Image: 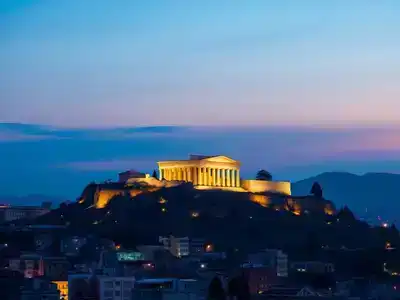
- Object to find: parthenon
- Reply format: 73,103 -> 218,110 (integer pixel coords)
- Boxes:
157,155 -> 241,188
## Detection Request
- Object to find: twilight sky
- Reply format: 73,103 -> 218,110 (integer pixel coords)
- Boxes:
1,1 -> 400,205
1,0 -> 400,127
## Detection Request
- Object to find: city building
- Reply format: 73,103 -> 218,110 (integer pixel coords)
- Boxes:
135,245 -> 165,261
68,273 -> 98,300
241,267 -> 282,294
20,278 -> 60,300
0,204 -> 50,223
132,278 -> 203,300
98,276 -> 135,300
61,236 -> 88,256
159,236 -> 206,258
159,236 -> 190,257
52,280 -> 68,300
246,249 -> 288,277
97,249 -> 152,277
190,238 -> 206,256
9,254 -> 70,280
291,261 -> 335,274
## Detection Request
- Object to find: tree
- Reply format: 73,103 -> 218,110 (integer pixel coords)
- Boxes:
152,169 -> 158,178
337,206 -> 355,222
236,274 -> 250,300
207,276 -> 226,300
305,231 -> 320,260
256,169 -> 272,181
310,182 -> 323,198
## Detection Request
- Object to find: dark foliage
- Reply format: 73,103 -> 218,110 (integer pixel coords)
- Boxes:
228,274 -> 250,300
207,276 -> 226,300
256,170 -> 272,181
337,205 -> 356,222
310,182 -> 323,198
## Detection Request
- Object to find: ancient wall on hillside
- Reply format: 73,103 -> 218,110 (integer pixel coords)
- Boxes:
126,177 -> 180,188
94,188 -> 150,208
242,180 -> 291,195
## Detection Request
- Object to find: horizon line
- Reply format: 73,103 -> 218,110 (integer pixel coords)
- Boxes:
2,121 -> 400,131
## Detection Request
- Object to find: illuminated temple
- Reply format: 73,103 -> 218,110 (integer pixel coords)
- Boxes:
156,154 -> 291,194
157,155 -> 241,189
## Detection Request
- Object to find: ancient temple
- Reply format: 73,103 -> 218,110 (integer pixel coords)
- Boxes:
157,155 -> 241,188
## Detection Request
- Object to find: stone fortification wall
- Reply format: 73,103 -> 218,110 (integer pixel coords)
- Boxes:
242,180 -> 291,195
126,177 -> 180,188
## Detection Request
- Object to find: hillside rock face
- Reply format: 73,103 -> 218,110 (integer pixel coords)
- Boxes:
78,181 -> 335,216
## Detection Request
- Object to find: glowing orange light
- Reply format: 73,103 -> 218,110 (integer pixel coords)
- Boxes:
205,244 -> 213,252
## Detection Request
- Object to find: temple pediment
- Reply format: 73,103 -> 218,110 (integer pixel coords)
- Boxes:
201,155 -> 237,163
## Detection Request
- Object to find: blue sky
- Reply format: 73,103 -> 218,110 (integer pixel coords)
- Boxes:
1,0 -> 400,126
1,1 -> 400,204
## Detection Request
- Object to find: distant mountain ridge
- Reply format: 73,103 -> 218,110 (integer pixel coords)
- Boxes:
292,172 -> 400,224
0,194 -> 66,207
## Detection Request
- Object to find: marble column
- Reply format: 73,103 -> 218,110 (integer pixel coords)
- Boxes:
193,167 -> 196,184
226,169 -> 231,187
198,167 -> 202,185
234,169 -> 239,187
187,168 -> 191,182
232,169 -> 237,187
212,168 -> 216,186
221,169 -> 225,187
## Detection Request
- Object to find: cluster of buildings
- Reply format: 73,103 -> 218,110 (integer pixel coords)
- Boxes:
0,202 -> 51,223
2,154 -> 398,299
3,220 -> 399,300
